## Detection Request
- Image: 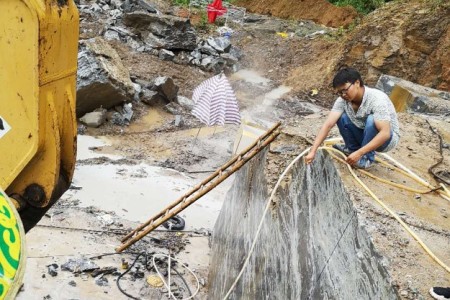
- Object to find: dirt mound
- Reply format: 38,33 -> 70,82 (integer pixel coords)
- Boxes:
340,1 -> 450,91
282,0 -> 449,105
235,0 -> 358,28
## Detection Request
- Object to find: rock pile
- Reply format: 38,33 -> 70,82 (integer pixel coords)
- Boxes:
75,0 -> 241,128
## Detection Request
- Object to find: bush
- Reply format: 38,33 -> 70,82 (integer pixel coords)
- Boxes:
328,0 -> 391,14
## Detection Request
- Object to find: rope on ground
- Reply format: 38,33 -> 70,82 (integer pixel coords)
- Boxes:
153,253 -> 200,300
323,146 -> 450,273
223,144 -> 450,299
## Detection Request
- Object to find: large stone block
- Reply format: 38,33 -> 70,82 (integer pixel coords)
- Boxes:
208,150 -> 398,299
76,37 -> 135,116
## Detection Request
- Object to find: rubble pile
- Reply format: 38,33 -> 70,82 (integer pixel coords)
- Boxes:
75,0 -> 242,128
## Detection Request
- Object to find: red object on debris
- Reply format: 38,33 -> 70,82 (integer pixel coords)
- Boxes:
207,0 -> 227,23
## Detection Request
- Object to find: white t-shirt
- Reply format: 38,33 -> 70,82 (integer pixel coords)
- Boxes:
331,86 -> 400,152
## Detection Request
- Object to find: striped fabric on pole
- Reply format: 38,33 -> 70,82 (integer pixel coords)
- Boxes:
192,74 -> 241,126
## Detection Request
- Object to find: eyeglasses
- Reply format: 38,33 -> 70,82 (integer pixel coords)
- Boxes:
336,83 -> 354,96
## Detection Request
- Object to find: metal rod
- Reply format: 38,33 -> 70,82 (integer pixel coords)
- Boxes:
116,124 -> 281,252
120,122 -> 281,243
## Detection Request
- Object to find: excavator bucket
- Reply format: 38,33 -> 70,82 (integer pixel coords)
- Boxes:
0,0 -> 79,231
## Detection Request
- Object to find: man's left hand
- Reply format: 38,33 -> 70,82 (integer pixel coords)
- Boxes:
346,150 -> 363,166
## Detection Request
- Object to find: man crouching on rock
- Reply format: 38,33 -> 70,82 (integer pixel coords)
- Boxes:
305,67 -> 400,169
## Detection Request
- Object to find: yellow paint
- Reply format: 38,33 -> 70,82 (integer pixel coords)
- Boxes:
0,1 -> 79,207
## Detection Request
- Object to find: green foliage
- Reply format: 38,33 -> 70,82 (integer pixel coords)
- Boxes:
173,0 -> 190,6
329,0 -> 389,14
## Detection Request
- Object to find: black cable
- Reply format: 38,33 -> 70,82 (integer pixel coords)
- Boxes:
116,252 -> 148,300
174,266 -> 192,297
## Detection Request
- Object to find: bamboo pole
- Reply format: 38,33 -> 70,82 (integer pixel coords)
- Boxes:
116,123 -> 281,253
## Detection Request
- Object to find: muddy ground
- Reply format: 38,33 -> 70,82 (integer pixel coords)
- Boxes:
18,0 -> 450,299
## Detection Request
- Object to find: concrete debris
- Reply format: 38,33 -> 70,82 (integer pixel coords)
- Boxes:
376,74 -> 450,114
79,108 -> 108,128
61,258 -> 100,273
77,38 -> 135,116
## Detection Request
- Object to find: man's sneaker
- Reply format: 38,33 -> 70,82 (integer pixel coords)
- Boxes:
430,287 -> 450,300
354,156 -> 373,169
332,144 -> 352,156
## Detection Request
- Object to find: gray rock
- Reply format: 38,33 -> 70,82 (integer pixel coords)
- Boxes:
76,38 -> 135,117
376,74 -> 450,114
123,12 -> 197,50
140,89 -> 162,105
198,41 -> 219,56
220,53 -> 239,65
137,0 -> 158,13
165,102 -> 183,115
190,50 -> 202,60
176,96 -> 194,110
104,30 -> 121,41
79,109 -> 107,128
61,257 -> 100,273
207,37 -> 231,53
153,76 -> 179,102
174,115 -> 183,127
159,49 -> 175,61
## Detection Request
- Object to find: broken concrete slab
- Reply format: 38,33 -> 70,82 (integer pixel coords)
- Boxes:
77,37 -> 135,116
376,74 -> 450,114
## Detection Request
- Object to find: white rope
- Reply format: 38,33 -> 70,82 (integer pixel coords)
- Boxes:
222,148 -> 311,299
153,253 -> 201,300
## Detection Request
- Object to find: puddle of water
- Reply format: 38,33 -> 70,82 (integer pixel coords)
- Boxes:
72,135 -> 231,230
232,69 -> 271,86
128,108 -> 170,132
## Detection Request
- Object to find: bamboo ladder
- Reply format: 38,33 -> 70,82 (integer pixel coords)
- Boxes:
116,122 -> 282,252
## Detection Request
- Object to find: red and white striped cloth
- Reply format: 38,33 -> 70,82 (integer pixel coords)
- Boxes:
192,74 -> 241,126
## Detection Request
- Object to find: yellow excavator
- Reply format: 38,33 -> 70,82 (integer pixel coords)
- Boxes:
0,0 -> 79,298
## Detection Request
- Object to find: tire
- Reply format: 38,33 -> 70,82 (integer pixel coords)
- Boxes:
162,216 -> 186,231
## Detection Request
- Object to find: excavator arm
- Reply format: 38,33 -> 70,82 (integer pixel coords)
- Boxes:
0,0 -> 79,232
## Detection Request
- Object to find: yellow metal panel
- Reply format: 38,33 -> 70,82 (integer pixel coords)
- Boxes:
0,0 -> 40,190
0,0 -> 78,207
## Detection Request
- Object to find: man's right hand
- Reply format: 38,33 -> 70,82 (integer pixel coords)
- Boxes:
305,151 -> 316,164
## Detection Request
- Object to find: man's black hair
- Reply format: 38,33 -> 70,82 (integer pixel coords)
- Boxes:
332,67 -> 364,88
